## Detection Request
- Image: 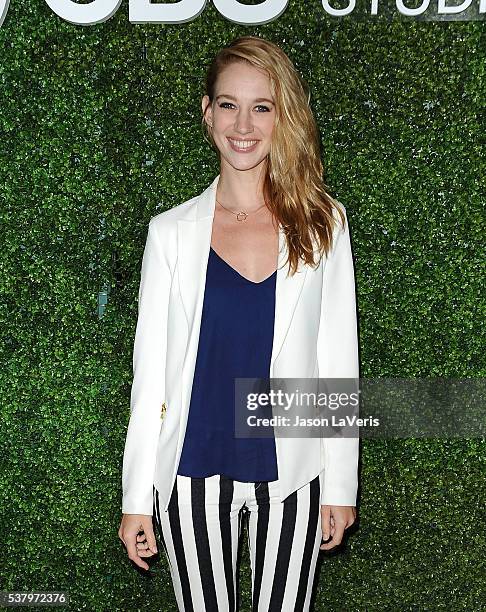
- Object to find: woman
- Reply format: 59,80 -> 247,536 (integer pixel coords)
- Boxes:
119,36 -> 359,611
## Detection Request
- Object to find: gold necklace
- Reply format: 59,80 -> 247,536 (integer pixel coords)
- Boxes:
216,198 -> 267,222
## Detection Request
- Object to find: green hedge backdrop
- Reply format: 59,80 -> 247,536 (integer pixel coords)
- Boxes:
0,0 -> 484,610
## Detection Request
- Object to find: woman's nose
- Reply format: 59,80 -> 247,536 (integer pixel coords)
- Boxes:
234,111 -> 254,133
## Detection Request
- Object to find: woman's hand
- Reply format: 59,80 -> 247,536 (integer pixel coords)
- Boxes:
320,505 -> 356,551
118,514 -> 158,571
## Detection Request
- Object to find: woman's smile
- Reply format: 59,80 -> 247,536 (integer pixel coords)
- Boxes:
227,137 -> 259,153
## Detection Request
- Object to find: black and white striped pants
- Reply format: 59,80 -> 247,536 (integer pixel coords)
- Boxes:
153,471 -> 324,611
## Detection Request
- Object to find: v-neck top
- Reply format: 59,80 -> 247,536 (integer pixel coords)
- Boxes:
177,246 -> 279,482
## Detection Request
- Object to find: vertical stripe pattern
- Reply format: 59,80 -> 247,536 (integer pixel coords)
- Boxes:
153,472 -> 323,611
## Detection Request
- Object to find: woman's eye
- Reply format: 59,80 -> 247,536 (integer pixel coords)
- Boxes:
219,102 -> 271,112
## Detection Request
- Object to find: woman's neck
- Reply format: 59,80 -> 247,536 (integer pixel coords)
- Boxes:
216,164 -> 266,213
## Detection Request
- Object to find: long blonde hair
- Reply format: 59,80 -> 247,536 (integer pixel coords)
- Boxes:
201,35 -> 346,276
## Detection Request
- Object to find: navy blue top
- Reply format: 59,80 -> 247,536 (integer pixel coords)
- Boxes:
177,246 -> 279,482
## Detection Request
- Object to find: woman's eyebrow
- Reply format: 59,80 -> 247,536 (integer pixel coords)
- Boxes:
215,94 -> 274,104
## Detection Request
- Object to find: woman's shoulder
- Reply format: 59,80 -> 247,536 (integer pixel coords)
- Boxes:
328,198 -> 349,237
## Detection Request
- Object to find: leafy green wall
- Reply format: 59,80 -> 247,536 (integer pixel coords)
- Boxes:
0,1 -> 484,610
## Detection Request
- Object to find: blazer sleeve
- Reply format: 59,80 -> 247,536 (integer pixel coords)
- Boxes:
121,219 -> 171,515
317,203 -> 360,506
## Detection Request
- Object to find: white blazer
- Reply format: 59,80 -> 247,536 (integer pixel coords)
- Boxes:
122,174 -> 360,515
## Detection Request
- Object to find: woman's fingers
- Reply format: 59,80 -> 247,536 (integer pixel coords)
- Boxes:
125,530 -> 150,570
142,518 -> 158,555
328,520 -> 346,547
136,532 -> 150,550
320,505 -> 356,551
119,514 -> 158,571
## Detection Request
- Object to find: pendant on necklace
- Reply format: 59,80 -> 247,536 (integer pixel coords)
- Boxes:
236,211 -> 248,221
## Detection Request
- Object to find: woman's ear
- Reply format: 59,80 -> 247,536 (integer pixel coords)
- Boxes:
201,95 -> 212,127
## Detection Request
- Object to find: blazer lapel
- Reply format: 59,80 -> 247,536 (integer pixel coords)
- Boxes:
177,174 -> 308,387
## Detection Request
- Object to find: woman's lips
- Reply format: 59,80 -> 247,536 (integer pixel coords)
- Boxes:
227,137 -> 259,153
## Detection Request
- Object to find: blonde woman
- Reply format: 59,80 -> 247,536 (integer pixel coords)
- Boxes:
119,36 -> 359,612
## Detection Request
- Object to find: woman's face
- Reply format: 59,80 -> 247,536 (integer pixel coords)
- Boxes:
202,61 -> 276,172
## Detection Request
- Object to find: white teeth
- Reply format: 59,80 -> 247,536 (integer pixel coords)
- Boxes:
229,138 -> 257,149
